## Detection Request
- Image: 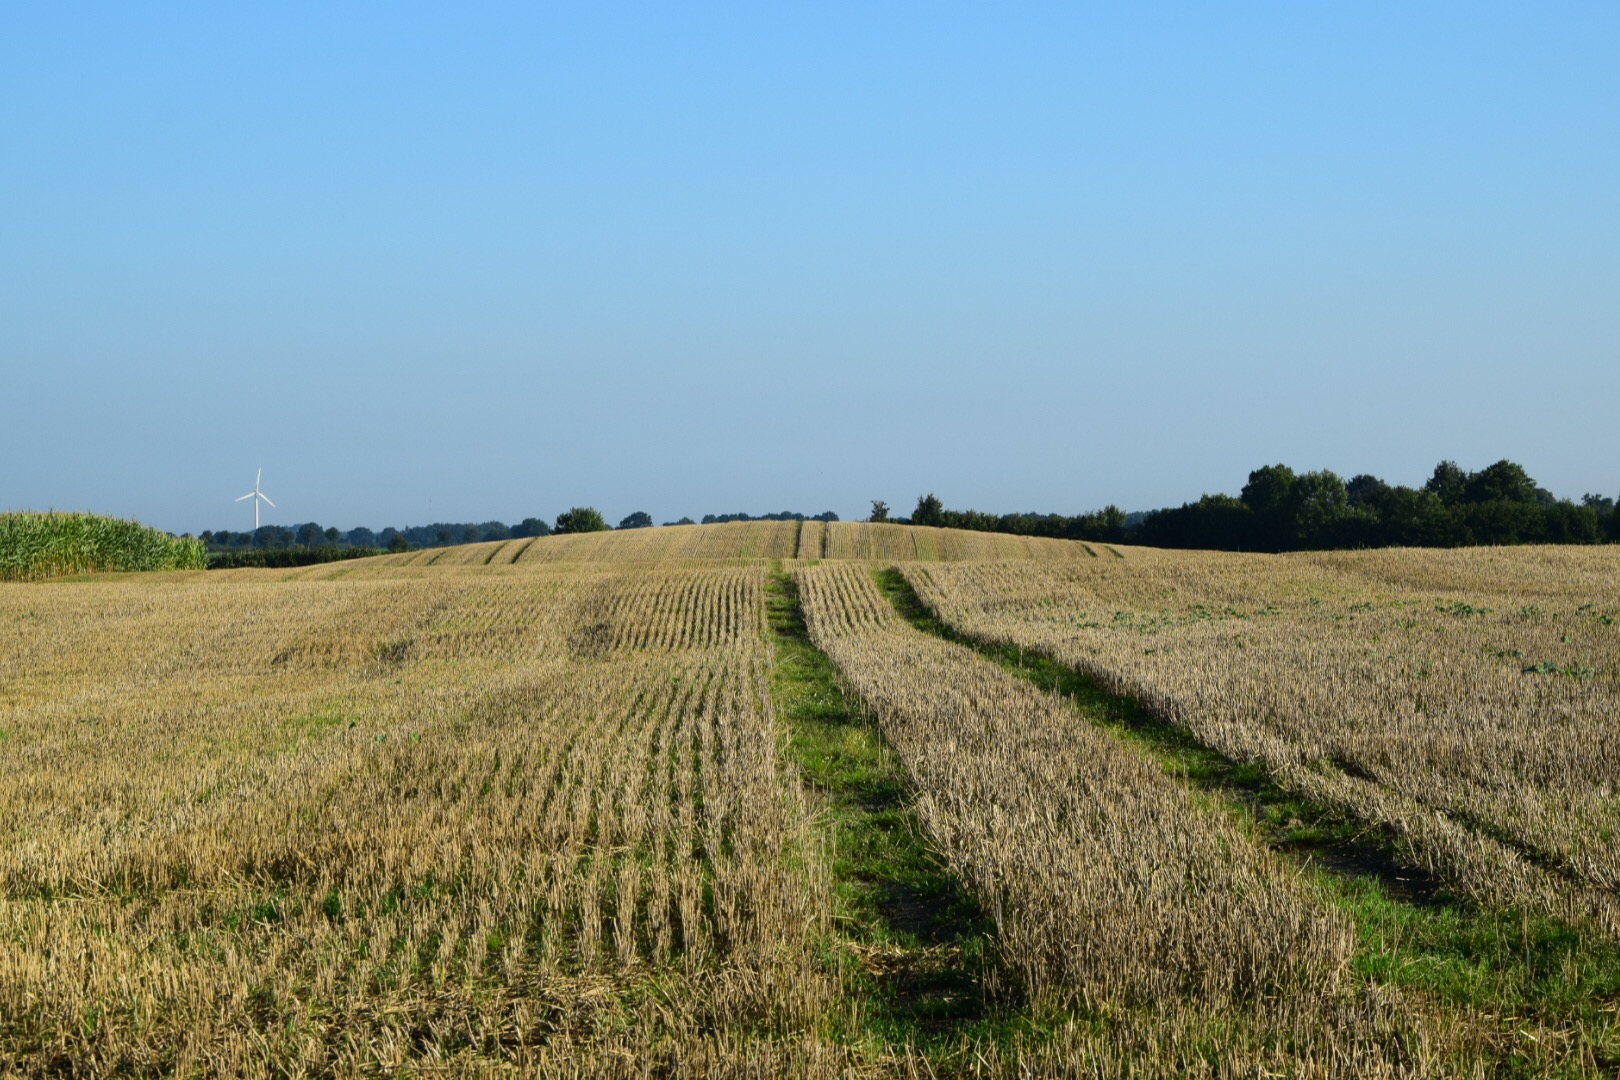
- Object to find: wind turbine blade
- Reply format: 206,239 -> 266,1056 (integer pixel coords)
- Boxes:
257,468 -> 262,487
260,494 -> 276,508
236,492 -> 256,501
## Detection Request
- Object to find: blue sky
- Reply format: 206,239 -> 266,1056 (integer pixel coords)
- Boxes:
3,3 -> 1617,533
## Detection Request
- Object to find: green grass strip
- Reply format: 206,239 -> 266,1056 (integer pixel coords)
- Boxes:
873,566 -> 1620,1072
765,567 -> 1045,1061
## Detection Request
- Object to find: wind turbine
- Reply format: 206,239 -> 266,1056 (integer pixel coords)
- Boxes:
236,468 -> 276,529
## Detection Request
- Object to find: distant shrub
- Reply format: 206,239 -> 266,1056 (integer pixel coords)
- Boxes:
0,512 -> 207,581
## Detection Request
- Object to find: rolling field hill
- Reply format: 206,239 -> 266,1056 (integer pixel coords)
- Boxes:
2,523 -> 1617,1076
271,519 -> 1105,575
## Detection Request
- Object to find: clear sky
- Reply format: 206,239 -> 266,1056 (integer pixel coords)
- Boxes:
4,3 -> 1617,534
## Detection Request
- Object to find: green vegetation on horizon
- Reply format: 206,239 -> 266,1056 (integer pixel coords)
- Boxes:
0,511 -> 206,581
205,546 -> 383,570
905,457 -> 1620,552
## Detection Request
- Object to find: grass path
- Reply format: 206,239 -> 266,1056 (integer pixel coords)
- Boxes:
765,567 -> 1041,1067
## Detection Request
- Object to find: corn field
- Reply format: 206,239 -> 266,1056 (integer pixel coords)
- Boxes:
2,529 -> 1618,1074
0,511 -> 207,581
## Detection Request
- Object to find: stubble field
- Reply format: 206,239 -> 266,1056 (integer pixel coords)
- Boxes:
1,521 -> 1617,1076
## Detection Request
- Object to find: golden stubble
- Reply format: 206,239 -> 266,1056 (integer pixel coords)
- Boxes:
903,546 -> 1620,931
794,563 -> 1354,1009
0,563 -> 832,1075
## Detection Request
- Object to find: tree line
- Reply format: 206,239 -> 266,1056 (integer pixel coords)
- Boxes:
1137,460 -> 1617,551
197,459 -> 1615,558
200,507 -> 841,552
877,494 -> 1131,543
697,510 -> 839,525
202,518 -> 554,553
889,459 -> 1619,552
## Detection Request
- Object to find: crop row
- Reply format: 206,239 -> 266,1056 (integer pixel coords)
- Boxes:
901,547 -> 1620,931
0,566 -> 828,1075
797,562 -> 1350,1007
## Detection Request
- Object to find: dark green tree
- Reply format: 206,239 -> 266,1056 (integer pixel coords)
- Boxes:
1081,505 -> 1128,543
1464,459 -> 1539,505
387,533 -> 409,553
869,500 -> 891,523
911,493 -> 945,527
1345,474 -> 1391,508
1240,464 -> 1296,515
1286,470 -> 1351,547
1240,464 -> 1297,550
1424,460 -> 1470,506
1459,500 -> 1546,544
257,525 -> 294,549
1136,494 -> 1254,550
1543,501 -> 1603,544
1376,487 -> 1457,546
555,507 -> 609,534
618,511 -> 654,530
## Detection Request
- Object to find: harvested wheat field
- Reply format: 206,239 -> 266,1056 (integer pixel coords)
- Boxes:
2,525 -> 1618,1076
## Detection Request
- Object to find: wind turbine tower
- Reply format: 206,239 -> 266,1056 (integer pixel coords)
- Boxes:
236,469 -> 277,529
